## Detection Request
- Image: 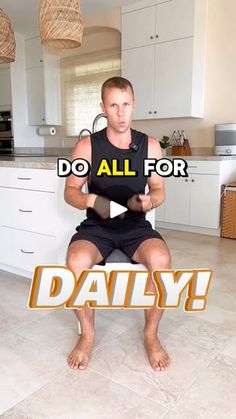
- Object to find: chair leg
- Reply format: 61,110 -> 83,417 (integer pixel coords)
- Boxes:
77,320 -> 81,335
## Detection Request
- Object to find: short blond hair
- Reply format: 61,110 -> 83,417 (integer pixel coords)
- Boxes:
101,76 -> 134,102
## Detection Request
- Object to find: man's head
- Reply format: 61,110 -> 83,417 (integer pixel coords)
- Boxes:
101,76 -> 135,134
101,77 -> 134,103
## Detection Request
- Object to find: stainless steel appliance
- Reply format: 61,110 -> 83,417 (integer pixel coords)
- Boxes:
0,110 -> 14,155
215,123 -> 236,155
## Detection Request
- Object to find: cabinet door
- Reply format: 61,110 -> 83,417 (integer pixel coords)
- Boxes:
26,67 -> 46,125
165,177 -> 190,224
122,6 -> 156,50
44,56 -> 61,126
0,226 -> 57,272
190,175 -> 221,228
122,46 -> 155,120
156,0 -> 194,42
25,37 -> 43,68
0,188 -> 57,236
155,37 -> 193,118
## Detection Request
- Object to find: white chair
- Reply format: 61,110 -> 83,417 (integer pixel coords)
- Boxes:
77,209 -> 155,334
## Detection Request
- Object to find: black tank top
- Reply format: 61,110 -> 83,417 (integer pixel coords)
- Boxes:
87,127 -> 148,223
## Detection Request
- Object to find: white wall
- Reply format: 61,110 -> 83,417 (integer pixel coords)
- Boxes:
10,32 -> 44,148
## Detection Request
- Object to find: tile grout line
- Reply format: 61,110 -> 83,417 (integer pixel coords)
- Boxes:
161,334 -> 236,417
87,365 -> 170,411
0,367 -> 70,417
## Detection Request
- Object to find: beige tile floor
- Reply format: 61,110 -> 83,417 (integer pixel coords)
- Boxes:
0,228 -> 236,419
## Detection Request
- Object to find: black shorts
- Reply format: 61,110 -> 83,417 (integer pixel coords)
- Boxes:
69,218 -> 165,265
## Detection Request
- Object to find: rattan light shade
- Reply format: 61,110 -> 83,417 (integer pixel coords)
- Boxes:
0,9 -> 16,63
39,0 -> 83,49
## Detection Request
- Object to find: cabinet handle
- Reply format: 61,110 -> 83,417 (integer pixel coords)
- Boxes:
185,179 -> 188,182
17,177 -> 32,180
154,111 -> 157,114
18,209 -> 33,213
149,111 -> 152,114
21,249 -> 35,255
191,179 -> 195,182
40,59 -> 43,63
155,35 -> 159,38
42,118 -> 45,121
150,36 -> 154,40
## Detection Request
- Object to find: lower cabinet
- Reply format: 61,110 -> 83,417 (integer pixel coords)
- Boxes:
156,160 -> 236,231
0,227 -> 57,272
0,167 -> 85,275
164,174 -> 220,228
189,174 -> 221,228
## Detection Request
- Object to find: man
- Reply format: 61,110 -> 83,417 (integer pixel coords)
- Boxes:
64,76 -> 171,372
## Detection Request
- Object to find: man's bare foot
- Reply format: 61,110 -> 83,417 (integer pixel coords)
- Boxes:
67,334 -> 94,370
144,331 -> 170,372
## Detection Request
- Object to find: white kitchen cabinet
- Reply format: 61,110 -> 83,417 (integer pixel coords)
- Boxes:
164,174 -> 220,228
0,167 -> 85,276
1,227 -> 57,272
26,67 -> 46,125
189,175 -> 221,228
123,37 -> 194,119
122,0 -> 207,119
0,188 -> 57,236
0,68 -> 12,106
25,37 -> 44,68
122,46 -> 155,119
165,177 -> 190,224
25,36 -> 61,126
158,159 -> 236,232
155,37 -> 193,118
122,6 -> 157,50
122,0 -> 194,50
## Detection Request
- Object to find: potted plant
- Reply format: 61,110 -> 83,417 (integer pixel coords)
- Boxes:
159,136 -> 171,156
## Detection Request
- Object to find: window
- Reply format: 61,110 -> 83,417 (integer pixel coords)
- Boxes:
61,49 -> 121,137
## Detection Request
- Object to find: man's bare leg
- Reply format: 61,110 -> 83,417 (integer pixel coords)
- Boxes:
132,238 -> 171,372
66,240 -> 103,370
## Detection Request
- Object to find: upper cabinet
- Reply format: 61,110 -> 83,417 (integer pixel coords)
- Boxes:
122,0 -> 208,119
122,0 -> 194,49
25,36 -> 61,126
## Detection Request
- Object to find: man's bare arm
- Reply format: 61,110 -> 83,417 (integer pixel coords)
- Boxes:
64,137 -> 111,218
64,137 -> 97,210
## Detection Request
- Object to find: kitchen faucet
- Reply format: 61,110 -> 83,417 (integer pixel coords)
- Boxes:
78,113 -> 107,140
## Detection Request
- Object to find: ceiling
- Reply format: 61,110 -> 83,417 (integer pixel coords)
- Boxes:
0,0 -> 138,35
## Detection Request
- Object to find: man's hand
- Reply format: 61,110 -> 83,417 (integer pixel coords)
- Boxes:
127,194 -> 152,213
93,195 -> 111,219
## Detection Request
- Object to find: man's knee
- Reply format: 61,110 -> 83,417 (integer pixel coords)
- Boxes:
66,244 -> 99,271
146,248 -> 171,270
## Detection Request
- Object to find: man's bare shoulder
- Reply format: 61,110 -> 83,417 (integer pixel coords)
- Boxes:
71,136 -> 91,162
147,136 -> 163,159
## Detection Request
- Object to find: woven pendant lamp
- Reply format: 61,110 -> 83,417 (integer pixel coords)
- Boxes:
39,0 -> 83,49
0,9 -> 16,63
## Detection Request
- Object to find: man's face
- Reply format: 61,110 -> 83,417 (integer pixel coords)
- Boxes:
101,86 -> 135,134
